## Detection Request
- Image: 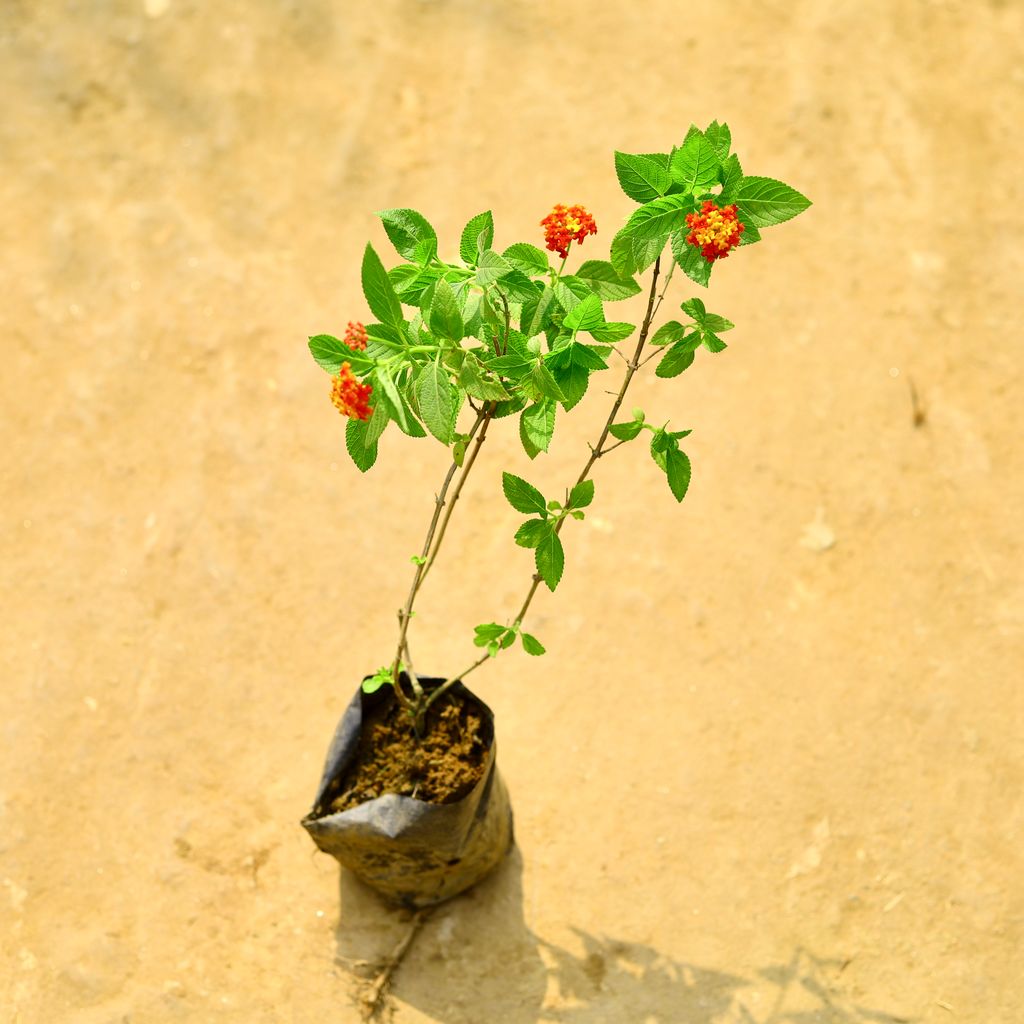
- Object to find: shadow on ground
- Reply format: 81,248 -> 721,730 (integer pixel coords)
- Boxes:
335,851 -> 909,1023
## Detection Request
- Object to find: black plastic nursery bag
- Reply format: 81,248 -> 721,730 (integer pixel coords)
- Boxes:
301,677 -> 513,909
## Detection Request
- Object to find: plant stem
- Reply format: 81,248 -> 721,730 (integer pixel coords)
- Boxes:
424,255 -> 669,712
389,406 -> 489,716
415,404 -> 495,593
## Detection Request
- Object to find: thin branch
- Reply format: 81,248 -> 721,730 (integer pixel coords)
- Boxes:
416,404 -> 495,593
431,256 -> 668,709
390,407 -> 489,711
357,908 -> 432,1021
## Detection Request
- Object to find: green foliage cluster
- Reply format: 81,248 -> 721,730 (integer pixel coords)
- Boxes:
307,121 -> 809,706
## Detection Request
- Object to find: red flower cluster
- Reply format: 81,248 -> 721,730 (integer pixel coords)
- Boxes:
330,362 -> 373,421
541,204 -> 597,259
343,320 -> 368,351
685,201 -> 745,263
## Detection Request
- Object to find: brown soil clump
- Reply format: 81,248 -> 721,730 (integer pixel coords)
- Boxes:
330,691 -> 487,811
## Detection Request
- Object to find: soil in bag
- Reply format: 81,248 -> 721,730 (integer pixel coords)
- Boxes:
303,677 -> 513,908
329,690 -> 487,811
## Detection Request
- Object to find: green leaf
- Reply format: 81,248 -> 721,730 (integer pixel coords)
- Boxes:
590,321 -> 634,343
499,628 -> 516,649
610,226 -> 665,278
362,399 -> 390,447
502,472 -> 547,515
649,321 -> 687,347
362,666 -> 393,694
671,231 -> 712,288
656,342 -> 696,378
373,367 -> 414,433
703,120 -> 732,162
614,151 -> 672,203
563,293 -> 605,333
503,242 -> 549,276
734,176 -> 811,227
521,632 -> 546,656
498,270 -> 541,304
702,332 -> 728,353
473,622 -> 506,646
680,297 -> 707,321
416,359 -> 455,444
345,417 -> 378,472
361,243 -> 404,327
575,260 -> 642,301
701,312 -> 735,334
625,194 -> 695,242
528,362 -> 565,404
567,479 -> 594,510
738,216 -> 761,246
520,400 -> 556,458
459,353 -> 511,400
609,419 -> 644,441
514,519 -> 548,548
460,211 -> 494,264
666,448 -> 692,502
475,249 -> 513,286
535,527 -> 564,592
546,341 -> 609,372
669,132 -> 721,193
376,208 -> 437,263
521,284 -> 555,338
719,153 -> 744,199
308,334 -> 375,374
429,278 -> 464,342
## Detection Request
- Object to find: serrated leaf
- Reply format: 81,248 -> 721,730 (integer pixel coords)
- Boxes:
665,448 -> 691,502
502,472 -> 547,515
520,400 -> 556,458
521,632 -> 546,656
515,519 -> 549,548
609,419 -> 644,441
308,334 -> 375,374
498,269 -> 541,304
362,398 -> 390,447
701,312 -> 735,333
589,321 -> 634,343
376,208 -> 437,263
345,417 -> 378,472
529,362 -> 565,403
649,321 -> 687,347
475,249 -> 513,286
535,527 -> 564,592
473,622 -> 506,645
575,259 -> 642,301
671,231 -> 712,287
373,367 -> 413,433
656,342 -> 696,378
503,242 -> 549,276
460,211 -> 494,264
680,297 -> 707,322
429,278 -> 464,341
521,284 -> 555,338
458,353 -> 511,400
563,293 -> 605,332
499,628 -> 516,649
719,153 -> 744,199
416,359 -> 455,444
361,243 -> 404,327
702,332 -> 728,353
614,151 -> 672,203
626,194 -> 695,243
610,226 -> 665,278
669,132 -> 721,193
734,176 -> 811,227
703,121 -> 732,162
567,479 -> 594,509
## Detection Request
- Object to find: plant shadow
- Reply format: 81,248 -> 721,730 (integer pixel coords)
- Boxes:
335,856 -> 911,1024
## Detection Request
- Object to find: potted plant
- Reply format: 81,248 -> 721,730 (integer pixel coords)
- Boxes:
301,121 -> 809,910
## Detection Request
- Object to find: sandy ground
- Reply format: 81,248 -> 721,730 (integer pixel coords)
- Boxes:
2,1 -> 1023,1021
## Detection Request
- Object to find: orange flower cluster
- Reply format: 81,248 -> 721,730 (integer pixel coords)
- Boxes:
330,362 -> 373,421
343,321 -> 368,351
684,201 -> 745,263
541,204 -> 597,259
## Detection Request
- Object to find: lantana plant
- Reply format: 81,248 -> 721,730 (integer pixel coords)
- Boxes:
309,121 -> 809,738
